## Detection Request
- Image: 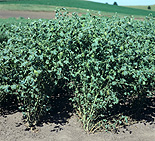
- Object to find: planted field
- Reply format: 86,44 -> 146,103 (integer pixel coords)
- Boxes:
127,5 -> 155,11
0,9 -> 155,134
0,0 -> 155,16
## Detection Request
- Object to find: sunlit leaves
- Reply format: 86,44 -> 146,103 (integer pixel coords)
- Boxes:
0,10 -> 155,131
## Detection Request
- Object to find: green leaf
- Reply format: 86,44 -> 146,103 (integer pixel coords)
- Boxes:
87,93 -> 91,99
100,90 -> 104,96
11,85 -> 17,90
112,81 -> 117,86
122,71 -> 128,76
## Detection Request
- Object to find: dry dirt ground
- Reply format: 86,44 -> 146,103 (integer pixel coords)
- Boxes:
0,109 -> 155,141
0,10 -> 155,141
0,10 -> 55,19
0,112 -> 155,141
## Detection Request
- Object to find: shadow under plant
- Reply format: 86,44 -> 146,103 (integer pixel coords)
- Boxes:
0,91 -> 155,133
106,96 -> 155,133
0,85 -> 74,132
38,85 -> 74,132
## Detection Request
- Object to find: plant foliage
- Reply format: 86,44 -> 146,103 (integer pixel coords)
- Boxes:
0,10 -> 155,132
148,6 -> 151,10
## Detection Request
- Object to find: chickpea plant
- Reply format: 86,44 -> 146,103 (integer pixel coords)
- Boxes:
0,9 -> 155,132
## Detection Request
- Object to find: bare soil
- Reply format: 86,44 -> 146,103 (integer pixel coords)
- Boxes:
0,110 -> 155,141
0,10 -> 155,141
0,96 -> 155,141
0,10 -> 55,19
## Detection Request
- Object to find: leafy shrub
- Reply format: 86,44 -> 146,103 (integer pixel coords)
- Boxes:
0,34 -> 8,44
113,2 -> 118,6
0,10 -> 155,132
0,25 -> 8,44
148,6 -> 151,10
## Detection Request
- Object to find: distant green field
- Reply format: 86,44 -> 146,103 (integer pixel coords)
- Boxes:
127,5 -> 155,11
0,17 -> 38,25
0,0 -> 155,17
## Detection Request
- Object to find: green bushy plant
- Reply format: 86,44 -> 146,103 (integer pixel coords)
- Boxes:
0,10 -> 155,132
113,2 -> 118,6
148,6 -> 151,10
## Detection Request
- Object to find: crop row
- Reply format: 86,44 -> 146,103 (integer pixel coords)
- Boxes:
0,10 -> 155,132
